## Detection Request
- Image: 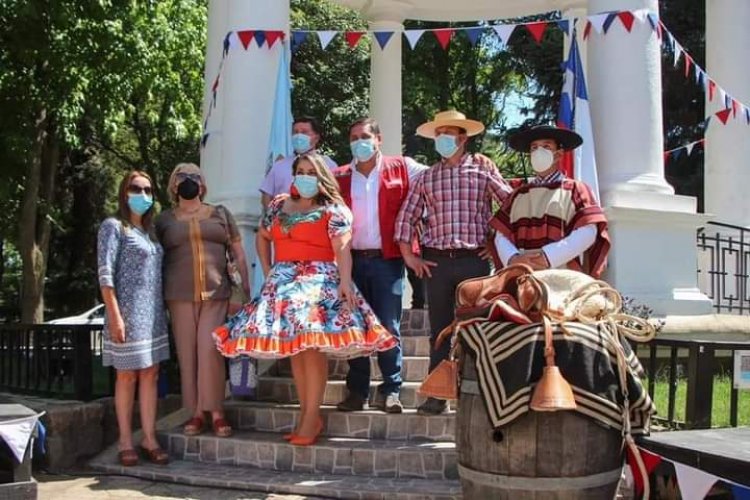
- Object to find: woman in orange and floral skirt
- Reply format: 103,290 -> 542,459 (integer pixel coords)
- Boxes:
213,153 -> 395,446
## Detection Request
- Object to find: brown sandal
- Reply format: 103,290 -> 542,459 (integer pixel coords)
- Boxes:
140,446 -> 169,465
212,418 -> 233,437
183,417 -> 204,436
118,449 -> 139,467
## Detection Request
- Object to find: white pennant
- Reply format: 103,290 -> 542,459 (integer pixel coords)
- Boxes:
673,43 -> 683,67
316,30 -> 337,50
718,87 -> 727,107
673,462 -> 718,500
492,24 -> 516,46
404,29 -> 425,50
686,142 -> 696,156
226,31 -> 240,50
587,13 -> 609,35
0,414 -> 41,463
632,9 -> 650,24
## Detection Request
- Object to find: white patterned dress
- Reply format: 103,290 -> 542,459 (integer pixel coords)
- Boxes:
97,218 -> 170,370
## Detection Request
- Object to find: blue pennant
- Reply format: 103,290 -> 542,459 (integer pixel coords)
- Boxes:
672,148 -> 683,161
646,13 -> 659,32
703,116 -> 712,129
557,19 -> 570,37
201,133 -> 210,148
374,31 -> 394,50
602,13 -> 618,33
732,485 -> 750,500
291,31 -> 308,52
465,27 -> 484,46
254,30 -> 266,48
223,32 -> 232,56
745,107 -> 750,125
725,93 -> 733,109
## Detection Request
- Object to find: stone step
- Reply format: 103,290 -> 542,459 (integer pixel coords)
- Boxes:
257,377 -> 456,409
399,309 -> 431,337
271,356 -> 430,382
89,457 -> 461,500
223,401 -> 455,442
160,429 -> 458,480
402,336 -> 430,357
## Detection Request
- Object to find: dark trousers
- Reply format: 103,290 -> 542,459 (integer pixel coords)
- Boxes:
423,250 -> 490,372
407,266 -> 427,309
346,254 -> 404,399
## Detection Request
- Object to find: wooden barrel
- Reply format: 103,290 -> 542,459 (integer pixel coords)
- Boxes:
457,356 -> 624,500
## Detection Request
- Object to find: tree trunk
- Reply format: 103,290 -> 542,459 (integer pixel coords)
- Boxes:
19,108 -> 58,324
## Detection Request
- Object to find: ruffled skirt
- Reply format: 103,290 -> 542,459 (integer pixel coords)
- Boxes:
213,261 -> 396,359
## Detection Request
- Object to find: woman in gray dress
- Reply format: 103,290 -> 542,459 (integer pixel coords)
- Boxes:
97,170 -> 170,467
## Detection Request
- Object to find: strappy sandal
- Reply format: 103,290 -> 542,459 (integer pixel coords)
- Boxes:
118,448 -> 139,467
140,445 -> 169,465
212,418 -> 233,438
183,416 -> 205,436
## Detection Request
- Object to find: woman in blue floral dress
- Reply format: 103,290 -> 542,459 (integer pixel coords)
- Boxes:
97,170 -> 170,467
213,153 -> 395,446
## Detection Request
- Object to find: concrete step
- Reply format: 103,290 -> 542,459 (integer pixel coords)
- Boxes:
223,401 -> 455,442
256,377 -> 456,409
271,356 -> 430,382
402,336 -> 430,357
89,457 -> 461,500
399,309 -> 431,337
159,429 -> 458,480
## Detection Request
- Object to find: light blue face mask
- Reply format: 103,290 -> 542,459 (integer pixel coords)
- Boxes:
127,193 -> 153,215
293,174 -> 319,198
292,133 -> 312,154
435,134 -> 460,159
350,139 -> 377,163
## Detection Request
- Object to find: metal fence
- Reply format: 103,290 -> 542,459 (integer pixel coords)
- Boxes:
697,221 -> 750,315
644,337 -> 749,429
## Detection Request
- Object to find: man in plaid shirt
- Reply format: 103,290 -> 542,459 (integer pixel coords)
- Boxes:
395,110 -> 511,415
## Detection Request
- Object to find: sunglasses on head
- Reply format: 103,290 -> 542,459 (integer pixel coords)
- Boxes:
176,172 -> 202,183
128,185 -> 153,195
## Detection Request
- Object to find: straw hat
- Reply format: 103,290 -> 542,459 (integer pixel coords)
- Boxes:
416,110 -> 485,139
508,125 -> 583,153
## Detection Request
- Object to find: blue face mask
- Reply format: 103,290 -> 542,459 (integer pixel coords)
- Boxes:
435,134 -> 460,159
293,174 -> 319,198
350,139 -> 377,163
127,193 -> 153,216
292,133 -> 312,154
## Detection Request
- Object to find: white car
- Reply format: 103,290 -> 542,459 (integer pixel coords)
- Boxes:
47,304 -> 105,326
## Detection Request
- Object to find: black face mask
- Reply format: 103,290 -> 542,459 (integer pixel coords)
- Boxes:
177,179 -> 200,200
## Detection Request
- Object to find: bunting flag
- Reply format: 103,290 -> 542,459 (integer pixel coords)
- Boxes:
602,13 -> 619,34
404,29 -> 425,49
433,28 -> 454,49
266,30 -> 284,48
373,31 -> 394,50
558,30 -> 600,202
587,13 -> 609,37
557,19 -> 571,37
525,22 -> 547,44
465,26 -> 484,46
316,30 -> 337,50
254,30 -> 267,48
733,485 -> 750,500
673,463 -> 718,500
0,413 -> 43,463
237,30 -> 255,50
626,447 -> 662,497
716,108 -> 733,125
492,24 -> 516,46
663,139 -> 705,163
345,31 -> 365,48
291,31 -> 308,51
618,11 -> 636,32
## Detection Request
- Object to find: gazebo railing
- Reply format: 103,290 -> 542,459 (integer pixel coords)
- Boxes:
696,221 -> 749,315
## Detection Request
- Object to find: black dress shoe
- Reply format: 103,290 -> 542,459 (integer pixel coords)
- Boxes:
336,393 -> 367,412
417,397 -> 448,415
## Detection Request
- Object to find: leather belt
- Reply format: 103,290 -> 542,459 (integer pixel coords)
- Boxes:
351,249 -> 383,258
423,247 -> 482,259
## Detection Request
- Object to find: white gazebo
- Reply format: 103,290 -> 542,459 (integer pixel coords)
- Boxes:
200,0 -> 749,316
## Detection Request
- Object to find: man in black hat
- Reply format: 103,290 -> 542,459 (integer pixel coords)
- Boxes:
490,125 -> 610,278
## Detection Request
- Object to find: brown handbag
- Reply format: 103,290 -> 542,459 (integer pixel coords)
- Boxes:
417,358 -> 458,401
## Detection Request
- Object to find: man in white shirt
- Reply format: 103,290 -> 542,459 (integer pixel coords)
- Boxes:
491,125 -> 610,278
333,118 -> 427,413
259,116 -> 337,207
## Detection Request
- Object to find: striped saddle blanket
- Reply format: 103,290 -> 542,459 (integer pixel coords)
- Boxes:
459,320 -> 654,434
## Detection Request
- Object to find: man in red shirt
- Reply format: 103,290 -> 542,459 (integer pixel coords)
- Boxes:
395,111 -> 511,415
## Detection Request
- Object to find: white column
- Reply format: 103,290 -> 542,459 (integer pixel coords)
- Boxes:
368,13 -> 405,155
705,0 -> 750,227
586,0 -> 712,315
202,0 -> 290,285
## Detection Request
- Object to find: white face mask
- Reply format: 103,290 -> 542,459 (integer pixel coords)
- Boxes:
530,148 -> 555,173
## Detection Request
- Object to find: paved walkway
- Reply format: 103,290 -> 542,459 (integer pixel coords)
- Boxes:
36,471 -> 321,500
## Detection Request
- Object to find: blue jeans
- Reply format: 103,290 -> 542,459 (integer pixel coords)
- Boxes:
346,254 -> 404,399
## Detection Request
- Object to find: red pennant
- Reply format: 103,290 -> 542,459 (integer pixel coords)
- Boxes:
732,99 -> 739,117
708,80 -> 716,101
237,30 -> 255,50
618,11 -> 636,32
627,447 -> 662,496
716,108 -> 732,124
345,31 -> 365,49
526,22 -> 547,44
664,152 -> 670,163
583,21 -> 593,40
266,31 -> 284,48
211,76 -> 219,92
433,29 -> 454,49
684,55 -> 692,79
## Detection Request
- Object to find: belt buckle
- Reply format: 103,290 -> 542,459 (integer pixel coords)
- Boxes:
447,249 -> 457,259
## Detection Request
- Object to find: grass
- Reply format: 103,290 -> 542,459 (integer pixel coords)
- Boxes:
646,375 -> 750,427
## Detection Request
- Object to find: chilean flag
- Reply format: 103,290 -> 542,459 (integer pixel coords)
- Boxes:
558,32 -> 600,203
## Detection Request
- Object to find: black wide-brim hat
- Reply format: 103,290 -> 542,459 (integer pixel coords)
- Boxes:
508,125 -> 583,153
